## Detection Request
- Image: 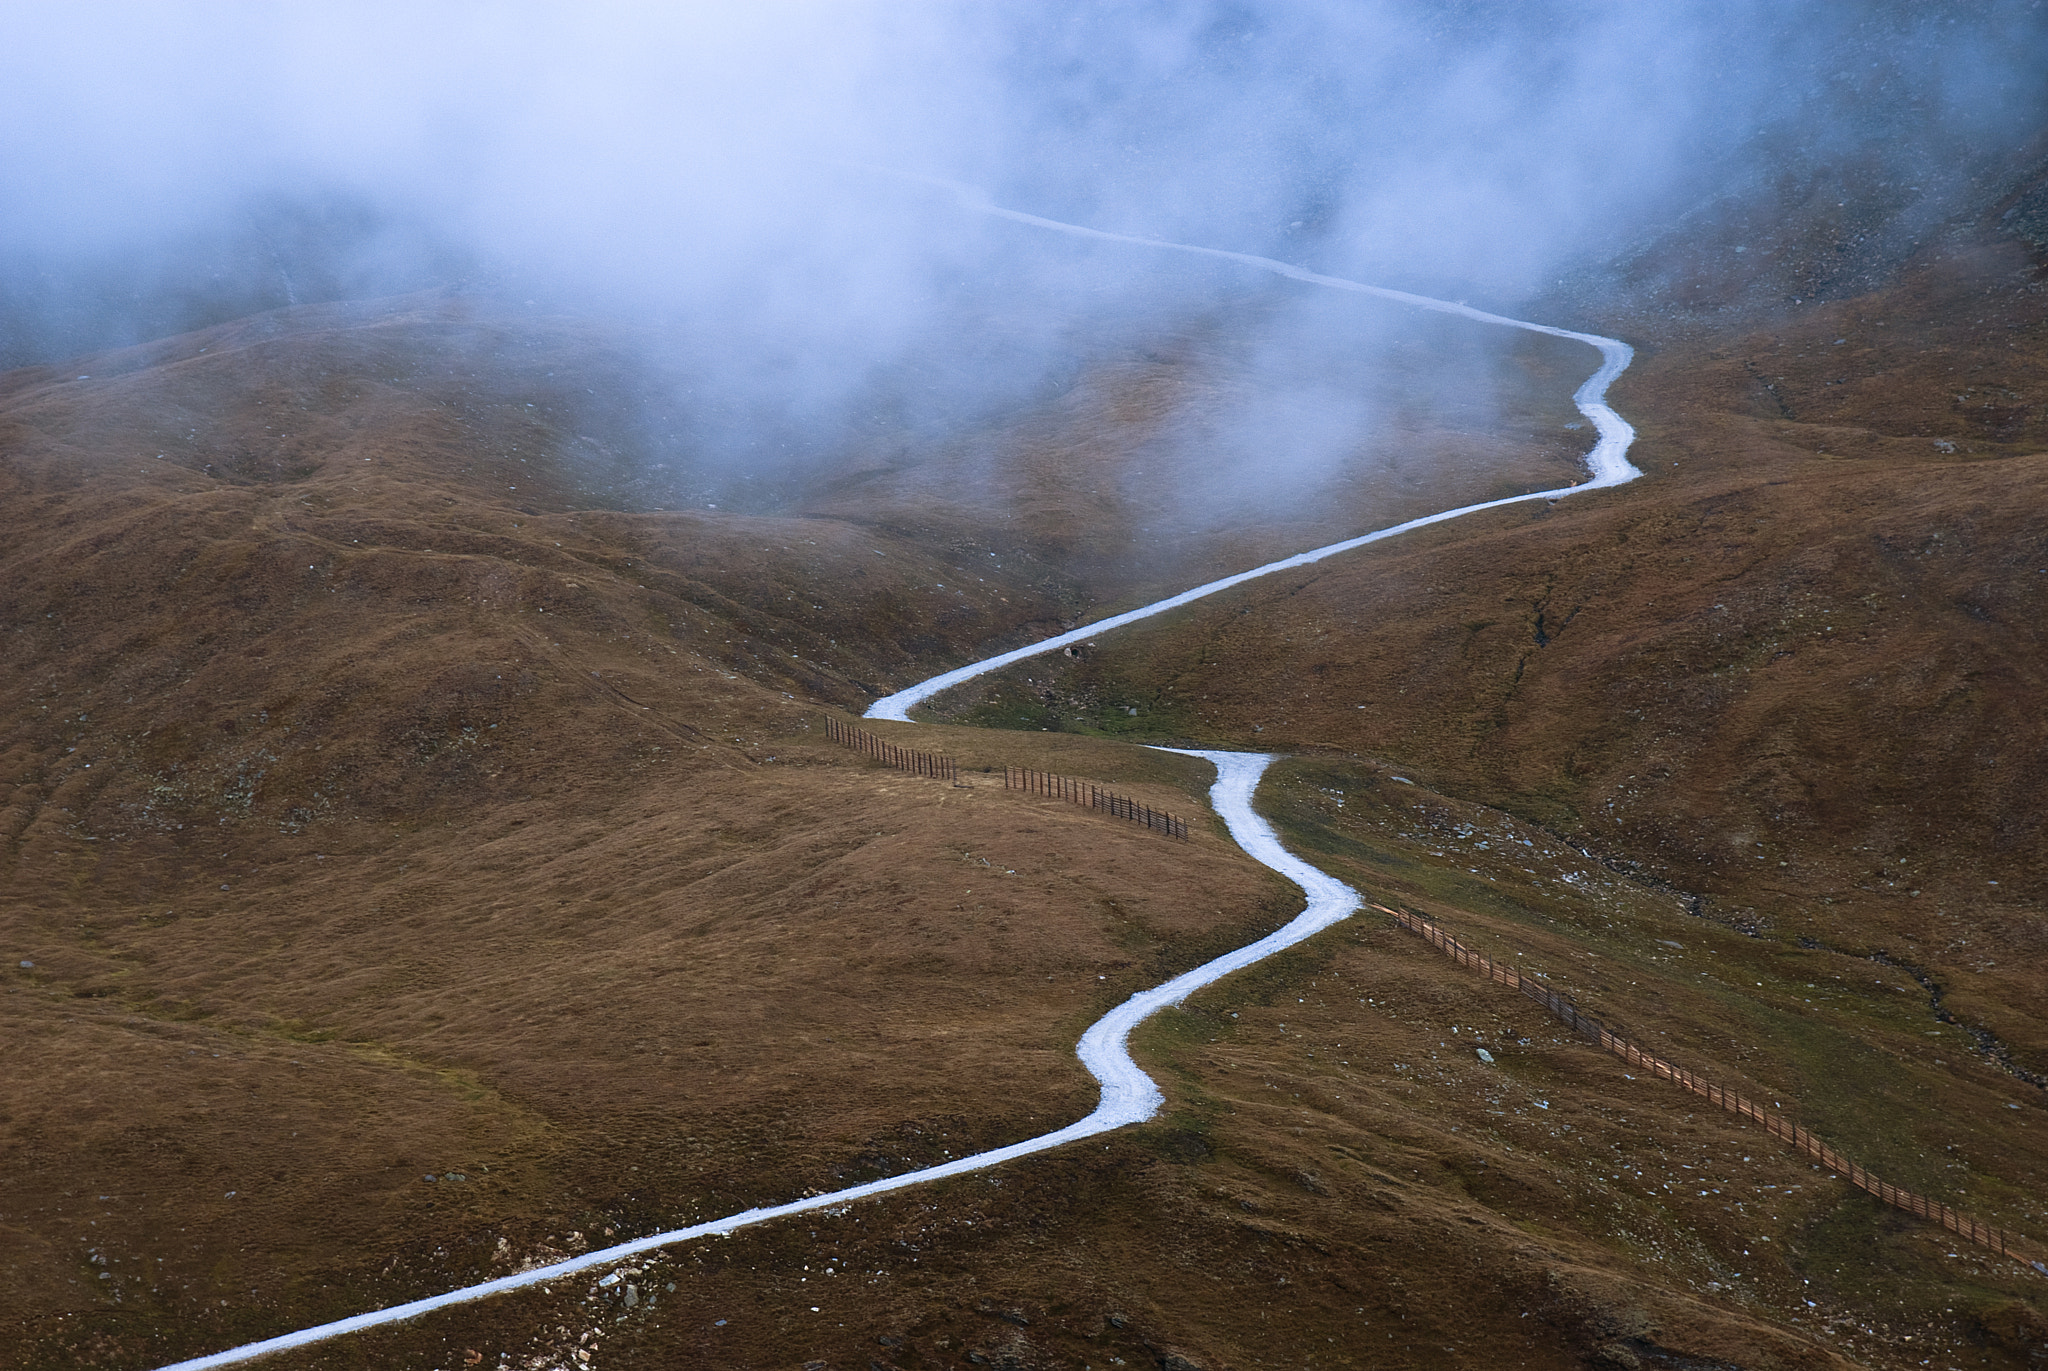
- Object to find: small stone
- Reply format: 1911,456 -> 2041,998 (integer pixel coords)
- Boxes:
17,961 -> 30,969
1476,1047 -> 1495,1064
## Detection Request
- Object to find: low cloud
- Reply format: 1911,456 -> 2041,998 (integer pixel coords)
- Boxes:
5,2 -> 2044,515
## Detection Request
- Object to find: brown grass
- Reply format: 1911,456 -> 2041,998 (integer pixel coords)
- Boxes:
4,226 -> 2047,1370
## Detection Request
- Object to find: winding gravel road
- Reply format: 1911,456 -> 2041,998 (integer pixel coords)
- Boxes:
157,195 -> 1637,1369
866,178 -> 1638,722
159,753 -> 1351,1371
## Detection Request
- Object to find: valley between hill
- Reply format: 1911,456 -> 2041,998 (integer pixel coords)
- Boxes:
4,190 -> 2048,1371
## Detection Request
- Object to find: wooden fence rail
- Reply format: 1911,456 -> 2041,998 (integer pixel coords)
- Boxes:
1376,903 -> 2046,1273
824,716 -> 957,781
821,722 -> 1188,841
1005,767 -> 1189,841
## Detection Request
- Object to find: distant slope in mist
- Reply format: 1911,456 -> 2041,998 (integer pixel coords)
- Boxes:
1555,121 -> 2048,335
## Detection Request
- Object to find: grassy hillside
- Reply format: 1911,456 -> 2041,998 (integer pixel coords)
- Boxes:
4,197 -> 2047,1369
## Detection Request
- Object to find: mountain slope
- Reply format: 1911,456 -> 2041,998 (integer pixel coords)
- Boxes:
5,208 -> 2048,1369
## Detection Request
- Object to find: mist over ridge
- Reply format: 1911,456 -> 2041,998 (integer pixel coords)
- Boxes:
5,1 -> 2046,506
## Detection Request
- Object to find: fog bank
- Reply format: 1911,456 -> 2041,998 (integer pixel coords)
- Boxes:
5,2 -> 2044,505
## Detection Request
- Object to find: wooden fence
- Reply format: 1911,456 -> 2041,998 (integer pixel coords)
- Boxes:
824,716 -> 957,781
1376,903 -> 2046,1272
1006,767 -> 1189,841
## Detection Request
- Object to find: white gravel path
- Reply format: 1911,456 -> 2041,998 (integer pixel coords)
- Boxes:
158,752 -> 1351,1370
864,178 -> 1638,723
156,189 -> 1633,1368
